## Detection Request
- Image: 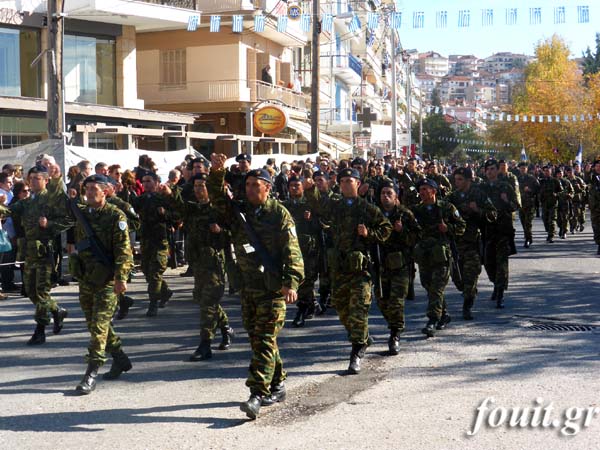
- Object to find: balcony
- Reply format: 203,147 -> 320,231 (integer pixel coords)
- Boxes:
249,80 -> 307,110
321,54 -> 362,86
140,0 -> 255,13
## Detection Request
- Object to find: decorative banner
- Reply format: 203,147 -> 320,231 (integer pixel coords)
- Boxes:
277,15 -> 288,33
232,15 -> 243,33
300,14 -> 311,32
210,15 -> 221,33
322,13 -> 334,32
254,105 -> 288,135
348,14 -> 361,33
254,15 -> 265,32
429,108 -> 600,124
367,12 -> 379,30
187,14 -> 200,31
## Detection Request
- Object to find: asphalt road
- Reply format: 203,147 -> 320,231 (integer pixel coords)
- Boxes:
1,216 -> 599,449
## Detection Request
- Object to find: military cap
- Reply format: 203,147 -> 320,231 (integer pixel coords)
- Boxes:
83,174 -> 111,186
106,176 -> 118,186
554,167 -> 564,175
287,174 -> 305,185
378,179 -> 398,194
416,178 -> 438,190
140,171 -> 159,181
454,167 -> 473,180
191,173 -> 208,183
236,153 -> 252,162
564,166 -> 573,172
328,170 -> 337,177
517,162 -> 527,167
351,157 -> 366,167
28,165 -> 48,176
337,168 -> 361,180
2,164 -> 15,172
245,168 -> 272,184
484,159 -> 499,169
498,159 -> 506,164
312,170 -> 329,180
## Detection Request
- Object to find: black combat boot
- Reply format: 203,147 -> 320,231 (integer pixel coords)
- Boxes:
189,340 -> 212,361
75,362 -> 100,395
180,266 -> 193,277
261,383 -> 287,406
305,300 -> 322,319
27,323 -> 46,345
218,326 -> 235,350
158,288 -> 173,308
240,393 -> 263,419
406,283 -> 415,301
496,288 -> 505,309
292,304 -> 307,327
51,307 -> 68,334
490,286 -> 498,301
116,295 -> 134,320
146,300 -> 158,317
436,313 -> 452,330
102,350 -> 132,380
347,343 -> 366,374
388,328 -> 400,355
421,318 -> 437,338
462,298 -> 474,321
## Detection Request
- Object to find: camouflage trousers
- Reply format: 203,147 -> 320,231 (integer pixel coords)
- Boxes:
140,243 -> 170,302
541,203 -> 558,237
297,243 -> 318,308
519,207 -> 535,242
241,290 -> 287,397
331,272 -> 372,345
484,235 -> 511,290
223,242 -> 242,292
24,258 -> 58,326
79,281 -> 122,366
379,266 -> 409,331
569,201 -> 585,230
456,241 -> 482,302
417,261 -> 450,321
557,201 -> 570,235
192,264 -> 228,340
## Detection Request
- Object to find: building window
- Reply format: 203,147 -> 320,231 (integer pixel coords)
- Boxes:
0,27 -> 41,98
160,48 -> 186,89
64,34 -> 116,105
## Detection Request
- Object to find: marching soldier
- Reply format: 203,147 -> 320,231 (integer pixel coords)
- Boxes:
565,166 -> 586,234
304,168 -> 392,373
130,172 -> 177,316
588,160 -> 600,255
412,179 -> 466,337
448,168 -> 497,320
207,153 -> 304,420
426,162 -> 452,198
539,165 -> 563,243
378,180 -> 419,353
68,175 -> 134,394
555,168 -> 574,239
499,160 -> 521,207
517,162 -> 540,248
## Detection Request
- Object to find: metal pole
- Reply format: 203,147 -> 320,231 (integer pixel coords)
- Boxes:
46,0 -> 64,141
406,59 -> 412,149
310,0 -> 320,153
391,30 -> 397,152
419,91 -> 423,154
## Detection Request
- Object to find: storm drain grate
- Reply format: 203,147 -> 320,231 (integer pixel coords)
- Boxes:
526,322 -> 598,332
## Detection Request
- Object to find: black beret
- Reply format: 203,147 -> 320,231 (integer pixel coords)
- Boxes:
351,157 -> 366,167
28,165 -> 48,176
312,170 -> 329,180
337,168 -> 361,180
191,173 -> 208,183
106,176 -> 118,186
288,174 -> 305,185
454,167 -> 473,180
236,153 -> 252,162
378,180 -> 398,193
83,174 -> 110,186
484,159 -> 499,169
245,168 -> 272,184
517,162 -> 527,167
417,178 -> 438,190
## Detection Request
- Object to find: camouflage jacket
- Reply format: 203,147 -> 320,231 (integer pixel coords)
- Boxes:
107,195 -> 140,231
538,176 -> 563,205
379,204 -> 420,256
567,175 -> 586,203
207,169 -> 304,292
411,200 -> 466,248
557,178 -> 574,205
499,172 -> 521,206
130,191 -> 178,247
479,179 -> 520,234
517,173 -> 541,209
448,185 -> 497,244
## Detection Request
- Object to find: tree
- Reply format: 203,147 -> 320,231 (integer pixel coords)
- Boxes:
412,112 -> 457,159
582,33 -> 600,76
431,87 -> 441,108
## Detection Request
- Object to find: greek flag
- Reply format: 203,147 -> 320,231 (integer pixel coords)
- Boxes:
277,15 -> 288,33
521,147 -> 527,162
506,8 -> 517,25
367,12 -> 379,30
578,5 -> 590,23
576,144 -> 583,164
554,6 -> 566,24
366,31 -> 375,47
458,9 -> 470,27
390,12 -> 402,29
322,13 -> 333,32
187,15 -> 200,32
254,15 -> 265,32
300,14 -> 311,33
529,7 -> 541,25
232,15 -> 243,33
481,8 -> 493,26
210,15 -> 221,32
436,10 -> 447,28
347,14 -> 361,33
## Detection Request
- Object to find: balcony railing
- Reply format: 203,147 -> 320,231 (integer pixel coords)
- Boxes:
138,0 -> 199,9
249,80 -> 307,110
138,0 -> 255,12
321,54 -> 362,78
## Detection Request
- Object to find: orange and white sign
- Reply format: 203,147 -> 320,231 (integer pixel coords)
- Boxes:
253,105 -> 288,135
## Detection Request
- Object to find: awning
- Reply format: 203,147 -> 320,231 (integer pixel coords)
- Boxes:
287,118 -> 353,154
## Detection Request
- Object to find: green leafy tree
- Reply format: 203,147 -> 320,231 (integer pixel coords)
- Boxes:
412,112 -> 457,158
582,32 -> 600,76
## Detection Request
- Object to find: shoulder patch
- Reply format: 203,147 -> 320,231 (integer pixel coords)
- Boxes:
289,226 -> 297,237
118,221 -> 128,231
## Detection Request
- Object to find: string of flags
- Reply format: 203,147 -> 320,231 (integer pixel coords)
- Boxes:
438,136 -> 517,148
464,148 -> 499,154
426,107 -> 600,124
186,4 -> 591,33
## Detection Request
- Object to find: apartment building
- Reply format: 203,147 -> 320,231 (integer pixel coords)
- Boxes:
482,52 -> 532,73
414,51 -> 449,78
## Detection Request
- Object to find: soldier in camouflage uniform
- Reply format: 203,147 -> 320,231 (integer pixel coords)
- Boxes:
565,166 -> 586,233
172,173 -> 234,361
378,180 -> 419,353
68,175 -> 134,395
555,168 -> 574,239
589,160 -> 600,255
208,154 -> 304,420
130,172 -> 177,316
517,162 -> 540,248
448,168 -> 497,320
480,160 -> 520,308
282,174 -> 321,327
412,179 -> 466,337
0,166 -> 72,345
426,162 -> 452,198
538,165 -> 563,243
305,168 -> 392,374
499,160 -> 521,207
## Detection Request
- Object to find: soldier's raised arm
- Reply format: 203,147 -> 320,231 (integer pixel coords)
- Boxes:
207,153 -> 234,224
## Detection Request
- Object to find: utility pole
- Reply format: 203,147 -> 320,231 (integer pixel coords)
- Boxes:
390,30 -> 397,153
405,57 -> 412,151
310,0 -> 320,153
47,0 -> 65,141
419,91 -> 423,154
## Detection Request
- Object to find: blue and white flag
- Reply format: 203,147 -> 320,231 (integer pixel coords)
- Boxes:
254,15 -> 265,32
520,146 -> 527,161
322,13 -> 333,32
390,12 -> 402,29
366,31 -> 375,47
232,15 -> 243,33
300,14 -> 311,32
576,144 -> 583,164
367,12 -> 379,30
210,15 -> 221,32
187,14 -> 200,32
347,14 -> 361,33
277,15 -> 288,33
